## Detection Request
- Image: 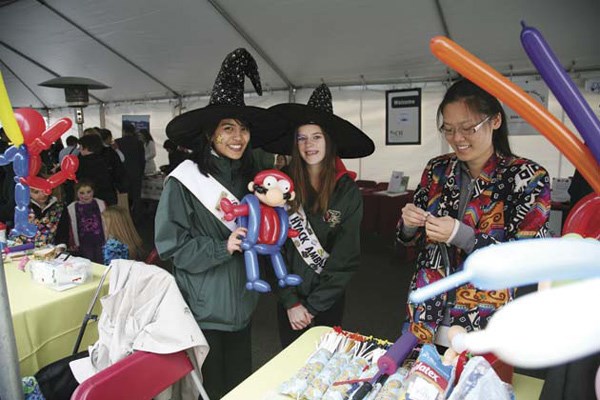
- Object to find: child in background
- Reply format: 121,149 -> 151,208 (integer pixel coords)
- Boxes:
67,180 -> 106,263
101,205 -> 144,265
8,187 -> 69,247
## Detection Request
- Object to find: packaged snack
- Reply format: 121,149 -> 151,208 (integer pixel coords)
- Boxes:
302,352 -> 352,399
373,366 -> 409,400
322,357 -> 369,400
279,348 -> 333,397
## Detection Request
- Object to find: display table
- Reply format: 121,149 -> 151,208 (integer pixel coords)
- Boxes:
5,260 -> 110,376
223,326 -> 545,400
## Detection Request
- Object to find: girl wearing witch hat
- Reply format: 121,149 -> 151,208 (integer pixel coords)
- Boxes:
264,84 -> 375,348
155,48 -> 287,399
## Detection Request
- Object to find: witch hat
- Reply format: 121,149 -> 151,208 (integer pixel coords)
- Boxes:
166,48 -> 286,149
263,84 -> 375,158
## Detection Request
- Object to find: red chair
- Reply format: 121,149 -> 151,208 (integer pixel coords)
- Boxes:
71,350 -> 209,400
144,248 -> 161,265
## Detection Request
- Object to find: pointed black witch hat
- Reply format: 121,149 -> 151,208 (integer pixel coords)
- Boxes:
166,48 -> 286,149
263,84 -> 375,158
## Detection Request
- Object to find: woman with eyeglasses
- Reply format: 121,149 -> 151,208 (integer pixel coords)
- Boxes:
397,78 -> 551,346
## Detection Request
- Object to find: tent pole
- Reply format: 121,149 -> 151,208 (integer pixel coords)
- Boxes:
0,256 -> 24,400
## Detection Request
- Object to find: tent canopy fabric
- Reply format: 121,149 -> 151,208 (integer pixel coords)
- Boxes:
1,0 -> 599,109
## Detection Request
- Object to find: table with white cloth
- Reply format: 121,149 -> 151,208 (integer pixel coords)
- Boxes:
4,260 -> 109,376
223,326 -> 545,400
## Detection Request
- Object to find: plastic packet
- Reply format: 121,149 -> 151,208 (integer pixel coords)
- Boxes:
302,352 -> 353,399
398,344 -> 454,400
279,348 -> 333,397
29,257 -> 91,289
447,356 -> 514,400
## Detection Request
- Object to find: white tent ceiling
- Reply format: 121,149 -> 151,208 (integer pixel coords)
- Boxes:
1,0 -> 600,109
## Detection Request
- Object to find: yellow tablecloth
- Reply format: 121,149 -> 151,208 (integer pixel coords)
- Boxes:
5,260 -> 110,376
223,326 -> 545,400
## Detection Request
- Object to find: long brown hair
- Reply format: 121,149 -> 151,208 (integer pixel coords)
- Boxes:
288,125 -> 338,214
102,206 -> 144,260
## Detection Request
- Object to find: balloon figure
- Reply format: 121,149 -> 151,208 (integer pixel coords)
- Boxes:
220,169 -> 302,293
0,73 -> 77,241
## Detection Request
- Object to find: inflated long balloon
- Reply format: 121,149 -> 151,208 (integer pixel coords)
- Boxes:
451,278 -> 600,368
376,332 -> 418,375
409,238 -> 600,303
0,71 -> 24,146
521,23 -> 600,165
430,36 -> 600,194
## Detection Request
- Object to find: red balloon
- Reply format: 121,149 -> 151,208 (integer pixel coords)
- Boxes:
20,176 -> 52,195
27,118 -> 72,155
14,108 -> 46,145
563,193 -> 600,239
60,154 -> 79,180
47,171 -> 68,189
28,154 -> 42,177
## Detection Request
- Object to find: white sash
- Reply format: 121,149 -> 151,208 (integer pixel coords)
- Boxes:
288,206 -> 330,274
167,160 -> 239,232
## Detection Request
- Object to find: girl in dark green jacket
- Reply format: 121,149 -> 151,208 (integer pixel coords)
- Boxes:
264,84 -> 375,348
155,48 -> 286,400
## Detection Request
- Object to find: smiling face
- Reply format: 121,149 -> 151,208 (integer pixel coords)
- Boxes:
296,124 -> 327,167
211,118 -> 250,160
441,100 -> 500,173
77,185 -> 94,204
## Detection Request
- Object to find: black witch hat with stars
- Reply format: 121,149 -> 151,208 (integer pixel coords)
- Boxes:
263,84 -> 374,158
166,48 -> 287,149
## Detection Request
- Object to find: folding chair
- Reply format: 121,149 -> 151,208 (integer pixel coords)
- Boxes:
71,350 -> 209,400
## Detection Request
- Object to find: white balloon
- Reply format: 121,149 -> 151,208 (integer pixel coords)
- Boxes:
410,238 -> 600,303
451,279 -> 600,368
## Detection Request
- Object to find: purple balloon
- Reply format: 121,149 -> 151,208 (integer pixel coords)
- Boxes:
521,22 -> 600,165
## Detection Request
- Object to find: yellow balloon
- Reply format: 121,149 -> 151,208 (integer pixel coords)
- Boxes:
0,71 -> 24,146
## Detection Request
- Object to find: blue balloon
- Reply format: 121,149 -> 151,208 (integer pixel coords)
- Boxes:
0,145 -> 17,166
12,204 -> 37,238
12,146 -> 29,177
14,182 -> 30,206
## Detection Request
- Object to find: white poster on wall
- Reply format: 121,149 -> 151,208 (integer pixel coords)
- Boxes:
386,88 -> 421,145
504,78 -> 549,136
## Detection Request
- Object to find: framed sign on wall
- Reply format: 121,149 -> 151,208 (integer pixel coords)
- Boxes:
385,88 -> 421,145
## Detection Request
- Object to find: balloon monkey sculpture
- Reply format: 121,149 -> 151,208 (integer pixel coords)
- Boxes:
220,169 -> 302,293
0,72 -> 78,249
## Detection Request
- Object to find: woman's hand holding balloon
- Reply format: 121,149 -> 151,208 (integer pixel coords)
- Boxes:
227,227 -> 247,254
401,203 -> 428,228
425,214 -> 456,243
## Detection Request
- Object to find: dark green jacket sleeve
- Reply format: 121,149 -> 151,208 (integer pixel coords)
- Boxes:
155,178 -> 231,273
305,182 -> 363,316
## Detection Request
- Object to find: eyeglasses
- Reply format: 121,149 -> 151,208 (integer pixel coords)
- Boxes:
439,115 -> 492,137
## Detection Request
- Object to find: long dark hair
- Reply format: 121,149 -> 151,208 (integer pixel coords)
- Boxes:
288,126 -> 338,214
190,118 -> 255,181
437,78 -> 514,157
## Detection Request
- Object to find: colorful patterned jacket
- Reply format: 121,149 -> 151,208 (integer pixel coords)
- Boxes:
397,153 -> 551,342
